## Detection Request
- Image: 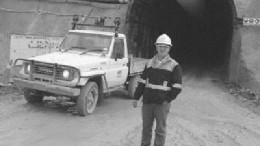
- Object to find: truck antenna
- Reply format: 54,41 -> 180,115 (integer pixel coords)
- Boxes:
114,17 -> 121,37
72,15 -> 79,30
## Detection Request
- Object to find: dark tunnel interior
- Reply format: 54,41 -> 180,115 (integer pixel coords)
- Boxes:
129,0 -> 234,74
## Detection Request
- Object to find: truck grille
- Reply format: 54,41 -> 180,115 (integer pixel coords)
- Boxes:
31,62 -> 73,81
14,59 -> 80,87
34,65 -> 54,75
34,64 -> 63,79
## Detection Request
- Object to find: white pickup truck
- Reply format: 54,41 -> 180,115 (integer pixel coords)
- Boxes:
13,29 -> 147,116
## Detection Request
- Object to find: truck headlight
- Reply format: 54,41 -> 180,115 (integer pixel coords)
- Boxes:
62,70 -> 70,78
24,63 -> 31,74
27,65 -> 31,72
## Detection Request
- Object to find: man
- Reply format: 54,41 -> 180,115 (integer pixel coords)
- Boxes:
133,34 -> 182,146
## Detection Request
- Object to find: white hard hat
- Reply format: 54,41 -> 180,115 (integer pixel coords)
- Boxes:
155,34 -> 172,46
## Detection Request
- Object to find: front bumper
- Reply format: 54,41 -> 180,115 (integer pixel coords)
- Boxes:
14,78 -> 80,97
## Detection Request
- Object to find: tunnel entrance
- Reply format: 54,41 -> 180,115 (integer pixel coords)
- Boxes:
128,0 -> 235,77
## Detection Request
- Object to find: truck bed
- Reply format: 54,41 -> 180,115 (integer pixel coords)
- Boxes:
128,55 -> 147,76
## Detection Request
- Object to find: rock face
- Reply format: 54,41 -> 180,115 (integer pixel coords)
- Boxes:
0,0 -> 259,94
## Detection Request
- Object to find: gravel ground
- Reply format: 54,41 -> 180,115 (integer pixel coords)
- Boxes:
1,71 -> 260,146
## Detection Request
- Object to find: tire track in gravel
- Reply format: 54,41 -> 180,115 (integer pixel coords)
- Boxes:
213,122 -> 260,146
207,129 -> 242,146
120,125 -> 142,146
167,118 -> 206,146
165,113 -> 260,146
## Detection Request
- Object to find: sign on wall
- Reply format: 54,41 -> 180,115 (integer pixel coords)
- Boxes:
243,17 -> 260,26
10,34 -> 63,62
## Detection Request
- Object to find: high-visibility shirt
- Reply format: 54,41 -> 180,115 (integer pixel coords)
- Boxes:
134,54 -> 182,104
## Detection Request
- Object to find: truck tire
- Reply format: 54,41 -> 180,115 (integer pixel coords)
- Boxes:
23,88 -> 44,103
128,75 -> 140,98
77,82 -> 99,116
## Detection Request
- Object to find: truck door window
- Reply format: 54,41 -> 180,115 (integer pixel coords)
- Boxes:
112,39 -> 124,59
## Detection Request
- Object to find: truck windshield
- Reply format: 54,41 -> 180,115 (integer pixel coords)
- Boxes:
62,32 -> 112,54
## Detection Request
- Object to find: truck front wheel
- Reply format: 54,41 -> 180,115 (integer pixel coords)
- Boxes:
128,75 -> 140,98
23,88 -> 44,103
77,82 -> 99,116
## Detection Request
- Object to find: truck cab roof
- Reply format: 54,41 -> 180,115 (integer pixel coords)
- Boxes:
69,29 -> 126,38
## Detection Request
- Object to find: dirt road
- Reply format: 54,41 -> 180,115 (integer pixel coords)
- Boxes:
1,71 -> 260,146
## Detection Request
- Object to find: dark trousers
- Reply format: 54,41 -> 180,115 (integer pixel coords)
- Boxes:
141,102 -> 170,146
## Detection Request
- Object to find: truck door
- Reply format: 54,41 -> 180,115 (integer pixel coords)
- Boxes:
108,38 -> 128,87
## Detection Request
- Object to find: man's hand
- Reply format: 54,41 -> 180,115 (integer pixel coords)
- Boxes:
133,100 -> 138,108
